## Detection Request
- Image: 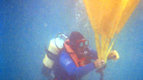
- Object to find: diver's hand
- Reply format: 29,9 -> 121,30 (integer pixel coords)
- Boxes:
94,59 -> 105,69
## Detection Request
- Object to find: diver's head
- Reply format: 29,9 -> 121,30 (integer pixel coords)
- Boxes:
108,50 -> 119,60
69,31 -> 89,55
69,31 -> 84,44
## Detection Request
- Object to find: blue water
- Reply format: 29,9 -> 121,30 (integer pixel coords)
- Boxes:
1,0 -> 143,80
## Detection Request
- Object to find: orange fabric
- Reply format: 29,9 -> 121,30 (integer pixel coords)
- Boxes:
64,40 -> 86,67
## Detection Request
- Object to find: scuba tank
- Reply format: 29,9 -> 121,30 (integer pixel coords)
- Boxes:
42,33 -> 68,77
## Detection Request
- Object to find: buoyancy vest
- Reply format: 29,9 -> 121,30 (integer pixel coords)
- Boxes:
64,39 -> 86,67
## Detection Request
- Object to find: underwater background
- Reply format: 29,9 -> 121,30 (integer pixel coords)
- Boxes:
0,0 -> 143,80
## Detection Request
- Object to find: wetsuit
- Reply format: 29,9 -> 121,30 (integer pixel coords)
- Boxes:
52,48 -> 98,80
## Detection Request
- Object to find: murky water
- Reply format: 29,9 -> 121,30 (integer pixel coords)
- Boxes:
1,0 -> 143,80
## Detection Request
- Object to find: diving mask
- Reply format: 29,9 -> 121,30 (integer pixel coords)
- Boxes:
76,39 -> 89,48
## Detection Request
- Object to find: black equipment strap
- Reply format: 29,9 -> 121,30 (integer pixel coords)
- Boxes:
45,49 -> 57,61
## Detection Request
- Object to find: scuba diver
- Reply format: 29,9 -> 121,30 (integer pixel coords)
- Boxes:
42,31 -> 119,80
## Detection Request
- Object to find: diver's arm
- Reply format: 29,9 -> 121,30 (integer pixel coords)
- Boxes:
60,52 -> 95,79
